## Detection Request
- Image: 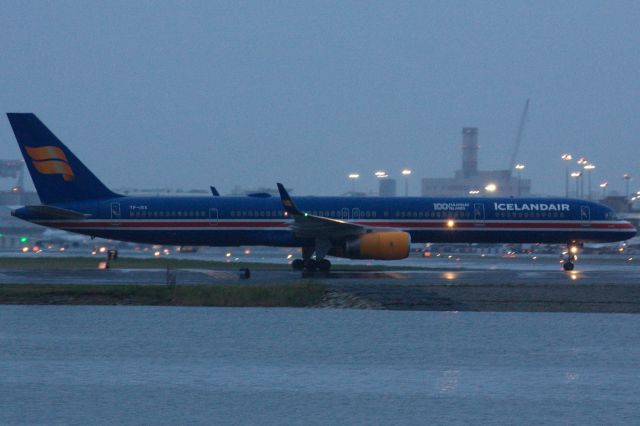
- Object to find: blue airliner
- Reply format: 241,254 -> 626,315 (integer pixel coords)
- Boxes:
7,113 -> 637,271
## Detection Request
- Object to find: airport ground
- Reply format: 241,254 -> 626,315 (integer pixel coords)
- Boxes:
0,248 -> 639,313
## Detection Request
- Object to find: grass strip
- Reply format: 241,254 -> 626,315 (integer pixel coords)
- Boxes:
0,282 -> 327,307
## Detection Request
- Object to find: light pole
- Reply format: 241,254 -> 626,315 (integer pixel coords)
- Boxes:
401,168 -> 411,196
624,173 -> 632,200
576,157 -> 587,199
514,163 -> 525,196
599,181 -> 608,199
583,163 -> 595,200
561,154 -> 572,197
484,183 -> 497,194
571,171 -> 582,198
348,173 -> 360,194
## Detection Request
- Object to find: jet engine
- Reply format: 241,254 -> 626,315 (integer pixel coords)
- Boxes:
330,231 -> 411,260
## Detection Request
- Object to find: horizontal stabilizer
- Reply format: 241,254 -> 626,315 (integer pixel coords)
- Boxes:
17,205 -> 90,219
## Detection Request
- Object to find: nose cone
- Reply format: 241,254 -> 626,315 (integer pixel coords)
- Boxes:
624,221 -> 638,240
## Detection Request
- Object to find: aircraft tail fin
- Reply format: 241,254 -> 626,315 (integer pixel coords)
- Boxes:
7,113 -> 120,204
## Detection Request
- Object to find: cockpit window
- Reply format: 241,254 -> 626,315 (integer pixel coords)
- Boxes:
605,211 -> 619,221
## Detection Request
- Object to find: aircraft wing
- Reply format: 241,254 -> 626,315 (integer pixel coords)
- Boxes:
276,183 -> 368,239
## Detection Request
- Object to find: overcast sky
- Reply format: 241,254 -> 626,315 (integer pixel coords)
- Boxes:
1,1 -> 638,196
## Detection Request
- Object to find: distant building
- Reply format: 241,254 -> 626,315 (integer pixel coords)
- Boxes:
421,127 -> 531,197
378,178 -> 397,197
0,188 -> 43,248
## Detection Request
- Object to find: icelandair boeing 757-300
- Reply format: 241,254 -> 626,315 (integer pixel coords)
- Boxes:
7,113 -> 637,271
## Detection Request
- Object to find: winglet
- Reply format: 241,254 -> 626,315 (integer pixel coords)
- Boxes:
210,186 -> 220,196
277,183 -> 302,216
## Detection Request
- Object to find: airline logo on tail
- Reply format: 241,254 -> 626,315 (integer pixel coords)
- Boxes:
25,146 -> 75,181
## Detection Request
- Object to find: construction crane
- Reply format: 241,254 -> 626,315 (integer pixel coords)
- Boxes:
508,99 -> 530,169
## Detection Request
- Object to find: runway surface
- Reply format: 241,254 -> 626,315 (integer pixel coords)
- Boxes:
1,255 -> 638,312
0,256 -> 637,287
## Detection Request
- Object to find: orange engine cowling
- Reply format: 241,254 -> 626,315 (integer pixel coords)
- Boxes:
341,231 -> 411,260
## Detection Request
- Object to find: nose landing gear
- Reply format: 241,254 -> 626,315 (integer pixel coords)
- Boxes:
563,243 -> 581,271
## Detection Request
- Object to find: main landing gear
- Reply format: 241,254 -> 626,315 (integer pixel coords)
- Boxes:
291,258 -> 332,272
563,243 -> 581,271
291,244 -> 332,273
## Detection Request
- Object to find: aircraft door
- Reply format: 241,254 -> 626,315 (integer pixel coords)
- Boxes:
341,208 -> 349,220
209,208 -> 219,226
473,203 -> 485,225
110,202 -> 121,219
580,205 -> 591,226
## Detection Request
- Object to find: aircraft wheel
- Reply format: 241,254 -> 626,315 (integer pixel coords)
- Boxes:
563,261 -> 574,271
304,259 -> 317,272
291,259 -> 304,270
318,259 -> 331,272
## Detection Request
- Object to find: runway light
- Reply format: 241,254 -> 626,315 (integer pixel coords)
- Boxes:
628,258 -> 634,262
99,246 -> 106,253
443,272 -> 457,280
484,183 -> 497,193
569,246 -> 579,254
244,249 -> 251,255
225,252 -> 232,257
287,254 -> 293,260
21,246 -> 28,253
447,219 -> 455,228
154,251 -> 160,257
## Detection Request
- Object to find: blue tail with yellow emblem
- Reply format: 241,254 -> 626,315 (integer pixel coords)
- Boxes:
7,113 -> 119,204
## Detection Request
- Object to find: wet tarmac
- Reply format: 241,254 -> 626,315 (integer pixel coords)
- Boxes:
0,257 -> 637,287
0,265 -> 638,287
1,256 -> 638,312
